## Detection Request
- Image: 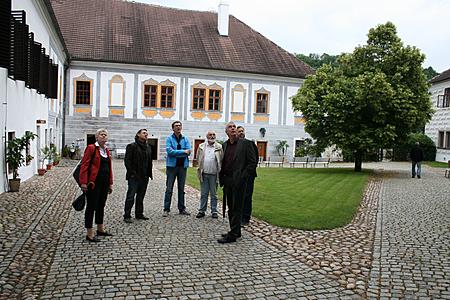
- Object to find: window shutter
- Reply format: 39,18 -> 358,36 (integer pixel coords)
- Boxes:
48,61 -> 58,99
38,49 -> 49,95
10,11 -> 29,81
0,0 -> 11,69
29,37 -> 41,90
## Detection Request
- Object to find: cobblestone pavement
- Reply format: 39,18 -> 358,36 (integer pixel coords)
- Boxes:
0,160 -> 448,299
367,164 -> 450,299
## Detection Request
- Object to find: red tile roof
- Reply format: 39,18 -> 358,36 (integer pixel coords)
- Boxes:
430,68 -> 450,84
50,0 -> 313,78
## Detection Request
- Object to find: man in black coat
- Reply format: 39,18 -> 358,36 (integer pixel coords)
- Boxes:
218,122 -> 257,243
123,129 -> 153,223
237,126 -> 259,226
410,142 -> 424,179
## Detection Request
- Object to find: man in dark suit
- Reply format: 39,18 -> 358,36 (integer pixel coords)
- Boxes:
237,126 -> 259,226
218,122 -> 258,243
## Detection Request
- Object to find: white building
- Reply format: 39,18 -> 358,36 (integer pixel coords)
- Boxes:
0,0 -> 68,193
425,68 -> 450,163
51,0 -> 313,161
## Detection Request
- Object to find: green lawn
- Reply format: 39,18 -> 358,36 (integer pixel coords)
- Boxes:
424,161 -> 449,168
186,167 -> 370,230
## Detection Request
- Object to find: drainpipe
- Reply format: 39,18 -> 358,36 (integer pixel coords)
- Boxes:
61,64 -> 69,148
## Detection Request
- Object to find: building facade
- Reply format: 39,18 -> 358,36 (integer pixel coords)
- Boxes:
425,68 -> 450,163
52,0 -> 313,161
0,0 -> 68,193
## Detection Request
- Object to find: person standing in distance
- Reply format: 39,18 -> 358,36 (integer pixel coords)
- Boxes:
237,126 -> 258,226
195,130 -> 223,219
163,121 -> 191,216
123,129 -> 153,223
218,122 -> 257,243
410,141 -> 424,179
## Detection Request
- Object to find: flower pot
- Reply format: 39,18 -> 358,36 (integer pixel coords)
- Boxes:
38,168 -> 46,176
46,164 -> 53,170
53,161 -> 59,166
9,178 -> 21,192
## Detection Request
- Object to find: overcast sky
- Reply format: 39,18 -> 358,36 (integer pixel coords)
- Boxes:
133,0 -> 450,73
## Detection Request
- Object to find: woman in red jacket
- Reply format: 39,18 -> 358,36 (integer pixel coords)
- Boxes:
79,128 -> 113,242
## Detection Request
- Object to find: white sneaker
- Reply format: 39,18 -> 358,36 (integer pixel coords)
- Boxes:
162,211 -> 169,217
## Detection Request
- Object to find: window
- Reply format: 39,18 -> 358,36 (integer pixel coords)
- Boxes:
438,131 -> 444,148
143,85 -> 157,107
446,132 -> 450,149
75,81 -> 91,105
160,86 -> 174,108
256,93 -> 268,113
193,88 -> 205,110
208,89 -> 221,111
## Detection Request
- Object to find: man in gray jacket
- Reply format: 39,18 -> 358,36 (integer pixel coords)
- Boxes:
196,130 -> 223,219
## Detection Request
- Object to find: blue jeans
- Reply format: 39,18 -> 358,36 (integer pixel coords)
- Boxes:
124,177 -> 149,218
412,161 -> 421,177
164,166 -> 187,212
199,173 -> 218,213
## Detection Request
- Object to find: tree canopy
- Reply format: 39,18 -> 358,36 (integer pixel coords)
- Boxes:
295,53 -> 339,69
291,22 -> 433,171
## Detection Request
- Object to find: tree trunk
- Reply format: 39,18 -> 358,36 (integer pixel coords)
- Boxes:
354,150 -> 362,172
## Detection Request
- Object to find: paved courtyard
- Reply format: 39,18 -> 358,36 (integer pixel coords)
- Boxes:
0,160 -> 449,299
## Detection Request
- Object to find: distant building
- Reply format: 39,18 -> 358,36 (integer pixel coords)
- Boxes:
425,68 -> 450,162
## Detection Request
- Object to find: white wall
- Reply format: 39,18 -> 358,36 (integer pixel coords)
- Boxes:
286,86 -> 300,126
0,69 -> 7,193
425,80 -> 450,162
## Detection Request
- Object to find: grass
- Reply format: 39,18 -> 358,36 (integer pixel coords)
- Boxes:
185,167 -> 370,230
424,161 -> 449,168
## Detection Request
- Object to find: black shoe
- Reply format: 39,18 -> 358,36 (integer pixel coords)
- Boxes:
221,232 -> 241,238
211,212 -> 218,219
179,210 -> 190,215
218,234 -> 237,244
136,215 -> 149,220
412,175 -> 415,178
241,221 -> 249,227
86,235 -> 100,243
124,218 -> 133,223
196,212 -> 205,218
417,175 -> 421,179
96,230 -> 113,237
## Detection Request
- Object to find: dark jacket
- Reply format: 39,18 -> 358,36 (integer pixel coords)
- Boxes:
125,138 -> 153,180
80,144 -> 113,188
219,138 -> 258,187
410,145 -> 424,162
247,139 -> 259,178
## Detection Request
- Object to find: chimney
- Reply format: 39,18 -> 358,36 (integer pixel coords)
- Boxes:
218,1 -> 229,36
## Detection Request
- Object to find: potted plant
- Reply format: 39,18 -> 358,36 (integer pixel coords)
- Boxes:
49,144 -> 60,166
5,132 -> 37,192
41,145 -> 53,170
37,154 -> 47,176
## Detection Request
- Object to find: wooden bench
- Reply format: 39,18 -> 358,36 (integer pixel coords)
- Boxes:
445,169 -> 450,178
265,156 -> 285,168
289,156 -> 309,168
116,149 -> 126,159
311,157 -> 330,167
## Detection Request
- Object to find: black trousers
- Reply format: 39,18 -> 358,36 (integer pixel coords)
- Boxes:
124,177 -> 149,218
85,177 -> 109,228
242,175 -> 255,223
223,177 -> 246,238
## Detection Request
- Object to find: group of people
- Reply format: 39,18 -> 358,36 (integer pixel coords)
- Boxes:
78,121 -> 258,244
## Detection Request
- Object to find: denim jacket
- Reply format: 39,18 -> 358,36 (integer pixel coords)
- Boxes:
166,134 -> 191,168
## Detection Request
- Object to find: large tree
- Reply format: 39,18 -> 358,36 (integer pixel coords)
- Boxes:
292,22 -> 433,171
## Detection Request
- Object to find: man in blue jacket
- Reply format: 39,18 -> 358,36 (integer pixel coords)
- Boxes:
163,121 -> 191,216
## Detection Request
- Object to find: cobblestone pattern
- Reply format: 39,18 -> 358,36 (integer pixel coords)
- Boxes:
38,161 -> 359,299
0,160 -> 79,299
245,173 -> 381,297
367,167 -> 450,299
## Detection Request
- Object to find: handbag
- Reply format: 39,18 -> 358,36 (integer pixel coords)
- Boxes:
72,193 -> 86,211
73,146 -> 97,186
